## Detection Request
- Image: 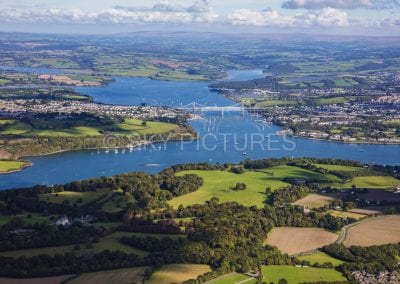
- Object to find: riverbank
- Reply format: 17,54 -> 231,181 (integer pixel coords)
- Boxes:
0,160 -> 32,174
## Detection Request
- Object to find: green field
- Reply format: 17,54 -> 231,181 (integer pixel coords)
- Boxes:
169,165 -> 341,208
262,265 -> 347,283
343,176 -> 399,189
208,272 -> 256,284
297,251 -> 345,267
313,164 -> 364,172
39,188 -> 112,206
328,210 -> 366,220
0,213 -> 52,226
0,232 -> 148,258
146,264 -> 211,284
0,160 -> 28,173
0,118 -> 178,137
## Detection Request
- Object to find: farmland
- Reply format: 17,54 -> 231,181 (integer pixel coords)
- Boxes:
343,215 -> 400,247
207,272 -> 256,284
67,267 -> 147,284
39,188 -> 112,206
297,251 -> 344,267
0,160 -> 29,173
146,264 -> 211,284
261,265 -> 347,283
0,275 -> 74,284
169,165 -> 343,208
342,175 -> 399,189
266,227 -> 338,255
293,193 -> 343,209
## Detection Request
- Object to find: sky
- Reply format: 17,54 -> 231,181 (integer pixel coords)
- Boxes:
0,0 -> 399,35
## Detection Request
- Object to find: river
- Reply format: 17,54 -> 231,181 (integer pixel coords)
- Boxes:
0,69 -> 399,189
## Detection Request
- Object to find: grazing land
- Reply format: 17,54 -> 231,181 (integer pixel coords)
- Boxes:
0,160 -> 28,173
206,272 -> 255,284
293,193 -> 343,209
169,165 -> 342,208
146,264 -> 211,284
343,215 -> 400,247
39,188 -> 112,206
313,164 -> 365,172
67,267 -> 147,284
342,176 -> 399,189
262,265 -> 347,283
328,210 -> 367,220
266,227 -> 338,255
297,251 -> 345,267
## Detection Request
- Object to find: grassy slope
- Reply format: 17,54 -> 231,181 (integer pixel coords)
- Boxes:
343,176 -> 399,189
262,265 -> 347,283
146,264 -> 211,284
0,160 -> 28,172
169,165 -> 340,208
39,188 -> 111,205
297,251 -> 344,267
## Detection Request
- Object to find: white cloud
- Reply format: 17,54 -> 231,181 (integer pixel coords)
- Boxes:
0,0 -> 218,25
226,7 -> 350,27
282,0 -> 399,10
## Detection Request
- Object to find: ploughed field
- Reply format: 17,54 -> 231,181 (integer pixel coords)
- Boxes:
265,227 -> 338,255
343,215 -> 400,247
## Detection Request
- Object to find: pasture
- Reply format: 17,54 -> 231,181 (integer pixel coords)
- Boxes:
343,215 -> 400,247
293,193 -> 343,209
0,160 -> 28,173
146,264 -> 211,284
169,165 -> 341,208
266,227 -> 338,255
207,272 -> 255,284
67,267 -> 147,284
40,188 -> 111,206
262,265 -> 347,283
297,251 -> 344,267
328,210 -> 366,220
343,176 -> 399,189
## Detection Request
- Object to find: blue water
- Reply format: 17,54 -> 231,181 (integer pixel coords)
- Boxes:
0,68 -> 399,189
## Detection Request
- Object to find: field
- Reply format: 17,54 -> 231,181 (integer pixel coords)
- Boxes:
169,165 -> 341,208
0,160 -> 28,173
67,267 -> 147,284
293,193 -> 343,209
313,164 -> 364,172
343,215 -> 400,247
39,188 -> 111,206
262,265 -> 347,283
0,232 -> 148,258
266,227 -> 338,255
0,118 -> 178,138
0,213 -> 52,226
207,272 -> 256,284
0,275 -> 74,284
297,251 -> 344,267
146,264 -> 211,284
343,176 -> 399,189
328,210 -> 366,220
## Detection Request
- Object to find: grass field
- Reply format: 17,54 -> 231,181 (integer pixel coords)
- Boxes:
0,118 -> 178,138
0,160 -> 28,173
40,188 -> 111,206
297,251 -> 344,267
266,227 -> 338,255
262,265 -> 347,283
343,176 -> 399,189
0,231 -> 148,258
328,210 -> 366,220
207,272 -> 256,284
0,213 -> 52,226
169,165 -> 341,208
293,193 -> 343,209
68,267 -> 147,284
313,164 -> 364,172
343,215 -> 400,247
146,264 -> 211,284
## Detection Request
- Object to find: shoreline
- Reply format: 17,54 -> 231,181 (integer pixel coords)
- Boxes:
283,133 -> 400,145
0,160 -> 32,175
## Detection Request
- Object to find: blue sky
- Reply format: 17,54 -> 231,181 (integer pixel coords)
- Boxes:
0,0 -> 399,35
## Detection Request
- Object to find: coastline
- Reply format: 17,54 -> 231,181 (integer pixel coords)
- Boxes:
283,133 -> 400,145
0,160 -> 32,175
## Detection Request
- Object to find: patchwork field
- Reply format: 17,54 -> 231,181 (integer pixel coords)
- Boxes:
266,227 -> 338,255
169,165 -> 342,208
343,215 -> 400,247
67,267 -> 147,284
297,251 -> 344,267
293,193 -> 344,209
262,265 -> 347,283
146,264 -> 211,284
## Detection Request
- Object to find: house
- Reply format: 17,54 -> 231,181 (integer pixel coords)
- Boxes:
55,216 -> 70,226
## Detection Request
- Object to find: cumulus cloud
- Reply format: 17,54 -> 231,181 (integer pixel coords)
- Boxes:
0,0 -> 218,24
226,7 -> 349,27
282,0 -> 399,10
